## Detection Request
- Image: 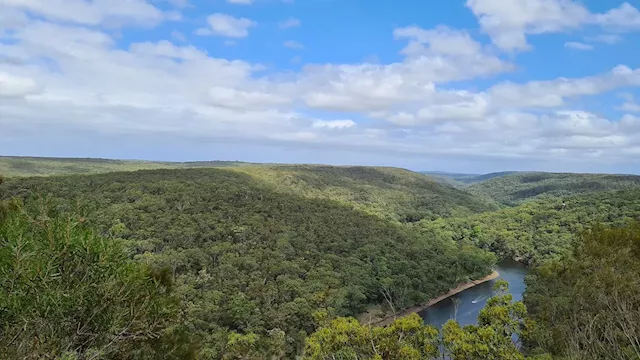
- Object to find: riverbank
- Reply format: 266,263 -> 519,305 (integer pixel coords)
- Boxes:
361,270 -> 500,327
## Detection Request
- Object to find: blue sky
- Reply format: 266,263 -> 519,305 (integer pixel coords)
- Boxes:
1,0 -> 640,173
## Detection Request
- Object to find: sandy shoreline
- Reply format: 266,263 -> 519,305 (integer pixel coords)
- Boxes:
363,270 -> 500,327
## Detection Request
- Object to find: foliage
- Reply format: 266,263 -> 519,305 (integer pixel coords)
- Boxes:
1,156 -> 498,221
421,171 -> 518,186
231,165 -> 499,222
0,156 -> 245,177
442,280 -> 527,360
468,172 -> 640,205
304,314 -> 439,360
305,281 -> 528,360
4,160 -> 640,359
418,188 -> 640,264
524,222 -> 640,360
0,199 -> 193,360
0,168 -> 496,358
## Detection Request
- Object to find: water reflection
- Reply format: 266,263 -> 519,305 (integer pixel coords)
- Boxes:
419,260 -> 529,329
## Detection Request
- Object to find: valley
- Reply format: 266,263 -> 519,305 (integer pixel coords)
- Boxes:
1,156 -> 639,359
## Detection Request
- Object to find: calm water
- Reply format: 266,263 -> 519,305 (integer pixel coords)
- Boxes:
419,260 -> 529,329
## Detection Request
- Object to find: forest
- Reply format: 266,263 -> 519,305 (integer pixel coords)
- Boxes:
1,157 -> 639,359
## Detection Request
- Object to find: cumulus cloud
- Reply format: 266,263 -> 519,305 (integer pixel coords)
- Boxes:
466,0 -> 640,51
0,72 -> 41,97
617,94 -> 640,112
196,13 -> 255,38
2,0 -> 168,27
299,26 -> 511,113
466,0 -> 589,51
312,120 -> 356,129
594,2 -> 640,30
1,0 -> 640,170
488,65 -> 640,109
207,86 -> 291,110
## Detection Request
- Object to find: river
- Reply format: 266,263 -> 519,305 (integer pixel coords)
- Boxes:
419,260 -> 529,328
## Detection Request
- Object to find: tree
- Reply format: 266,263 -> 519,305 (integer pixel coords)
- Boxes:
442,280 -> 526,360
304,314 -> 438,360
0,199 -> 195,359
524,222 -> 640,359
305,281 -> 533,360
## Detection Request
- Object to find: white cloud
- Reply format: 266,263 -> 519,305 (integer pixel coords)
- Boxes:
387,112 -> 418,126
620,115 -> 640,133
207,86 -> 291,110
0,72 -> 41,97
564,41 -> 593,50
1,5 -> 640,170
227,0 -> 252,4
488,65 -> 640,109
312,120 -> 356,129
466,0 -> 589,51
196,13 -> 255,38
416,92 -> 490,122
284,40 -> 304,49
466,0 -> 640,51
618,102 -> 640,112
594,2 -> 640,30
394,25 -> 486,57
1,0 -> 168,27
130,40 -> 201,60
299,26 -> 511,113
279,17 -> 300,29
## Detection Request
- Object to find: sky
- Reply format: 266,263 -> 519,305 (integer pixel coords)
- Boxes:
1,0 -> 640,174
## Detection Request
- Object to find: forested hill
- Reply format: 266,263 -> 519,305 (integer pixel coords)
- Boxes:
0,155 -> 246,177
233,165 -> 498,221
0,168 -> 496,358
421,187 -> 640,265
420,171 -> 517,186
0,156 -> 499,221
468,171 -> 640,205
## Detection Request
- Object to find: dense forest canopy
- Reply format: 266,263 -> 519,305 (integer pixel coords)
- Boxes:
0,199 -> 195,359
420,171 -> 519,187
2,157 -> 640,359
0,167 -> 496,358
524,222 -> 640,359
419,188 -> 640,264
232,165 -> 499,221
0,156 -> 247,177
468,172 -> 640,205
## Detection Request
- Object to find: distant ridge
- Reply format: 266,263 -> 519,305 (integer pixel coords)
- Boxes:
420,171 -> 518,186
468,171 -> 640,204
0,156 -> 251,177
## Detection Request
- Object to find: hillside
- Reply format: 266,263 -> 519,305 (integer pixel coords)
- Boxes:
420,171 -> 517,186
0,157 -> 498,221
468,171 -> 640,205
0,156 -> 245,177
420,187 -> 640,264
235,165 -> 498,221
3,164 -> 640,358
0,168 -> 496,358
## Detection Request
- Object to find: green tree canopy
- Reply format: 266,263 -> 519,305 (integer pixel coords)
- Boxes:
0,199 -> 195,359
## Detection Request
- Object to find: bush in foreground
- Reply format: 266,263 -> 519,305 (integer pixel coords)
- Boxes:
0,199 -> 195,359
